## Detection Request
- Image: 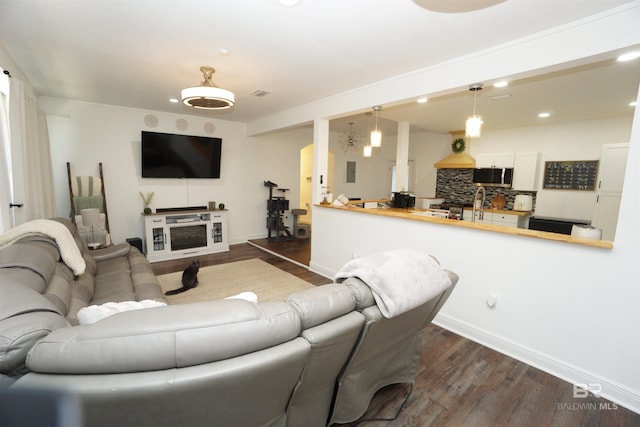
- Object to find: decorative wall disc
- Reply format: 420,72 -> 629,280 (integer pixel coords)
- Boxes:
175,118 -> 189,131
144,114 -> 159,128
204,122 -> 216,134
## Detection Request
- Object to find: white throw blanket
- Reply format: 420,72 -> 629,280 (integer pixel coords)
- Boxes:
0,219 -> 86,275
78,300 -> 167,325
334,248 -> 452,318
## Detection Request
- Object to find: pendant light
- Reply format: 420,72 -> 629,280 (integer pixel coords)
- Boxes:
182,66 -> 235,110
370,105 -> 382,147
363,144 -> 372,158
465,83 -> 483,138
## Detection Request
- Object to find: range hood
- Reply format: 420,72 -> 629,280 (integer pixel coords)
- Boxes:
434,152 -> 476,169
434,131 -> 476,169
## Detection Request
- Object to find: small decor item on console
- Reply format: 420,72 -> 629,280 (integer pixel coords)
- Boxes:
218,203 -> 225,210
165,260 -> 200,295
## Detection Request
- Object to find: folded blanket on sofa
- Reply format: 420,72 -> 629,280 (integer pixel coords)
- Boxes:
0,219 -> 86,275
334,248 -> 452,318
78,300 -> 167,325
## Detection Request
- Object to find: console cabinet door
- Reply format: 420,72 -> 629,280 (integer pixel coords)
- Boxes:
145,217 -> 168,256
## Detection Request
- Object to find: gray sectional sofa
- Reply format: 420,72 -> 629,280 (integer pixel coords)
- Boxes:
0,218 -> 458,427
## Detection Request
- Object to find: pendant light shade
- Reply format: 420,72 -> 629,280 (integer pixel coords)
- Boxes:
465,115 -> 483,138
370,105 -> 382,147
363,145 -> 372,157
370,129 -> 382,148
465,83 -> 483,138
182,66 -> 235,110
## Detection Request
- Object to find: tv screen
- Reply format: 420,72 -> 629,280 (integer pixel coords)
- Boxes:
141,131 -> 222,178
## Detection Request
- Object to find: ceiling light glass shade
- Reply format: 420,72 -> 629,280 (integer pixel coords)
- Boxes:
363,145 -> 372,157
465,115 -> 483,138
370,129 -> 382,147
182,86 -> 235,109
182,66 -> 235,110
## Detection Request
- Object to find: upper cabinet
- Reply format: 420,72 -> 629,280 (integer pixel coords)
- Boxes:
475,152 -> 514,168
512,152 -> 541,191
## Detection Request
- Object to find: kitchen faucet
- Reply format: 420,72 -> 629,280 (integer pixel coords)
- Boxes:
471,186 -> 486,222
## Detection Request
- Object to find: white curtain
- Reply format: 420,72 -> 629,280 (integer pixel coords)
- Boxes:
0,90 -> 12,232
8,77 -> 55,225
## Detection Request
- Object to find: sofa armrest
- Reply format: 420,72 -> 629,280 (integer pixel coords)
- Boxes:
90,243 -> 130,262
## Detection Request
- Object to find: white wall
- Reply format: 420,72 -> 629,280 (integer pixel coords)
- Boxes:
471,116 -> 633,219
329,130 -> 398,200
42,98 -> 313,246
304,5 -> 640,414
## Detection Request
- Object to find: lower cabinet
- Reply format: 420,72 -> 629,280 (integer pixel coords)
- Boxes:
467,210 -> 530,228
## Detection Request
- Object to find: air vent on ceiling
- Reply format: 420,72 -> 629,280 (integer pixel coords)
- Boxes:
250,89 -> 272,97
489,93 -> 512,101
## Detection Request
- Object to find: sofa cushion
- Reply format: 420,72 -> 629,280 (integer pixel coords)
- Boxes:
42,264 -> 73,316
286,283 -> 356,329
25,300 -> 301,374
341,277 -> 376,310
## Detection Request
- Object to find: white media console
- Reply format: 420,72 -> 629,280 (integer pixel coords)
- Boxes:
143,209 -> 229,263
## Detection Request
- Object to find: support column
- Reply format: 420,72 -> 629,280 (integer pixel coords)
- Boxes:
395,121 -> 410,192
313,119 -> 330,204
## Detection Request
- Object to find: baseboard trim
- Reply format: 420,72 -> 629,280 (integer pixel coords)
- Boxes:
246,240 -> 309,269
434,313 -> 640,414
308,261 -> 334,279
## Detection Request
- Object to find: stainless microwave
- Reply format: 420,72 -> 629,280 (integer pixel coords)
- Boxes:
472,168 -> 514,188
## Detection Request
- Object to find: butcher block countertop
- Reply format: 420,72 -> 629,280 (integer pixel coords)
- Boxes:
316,204 -> 612,249
462,207 -> 532,217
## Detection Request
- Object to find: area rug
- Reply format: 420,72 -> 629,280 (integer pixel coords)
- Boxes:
156,258 -> 316,305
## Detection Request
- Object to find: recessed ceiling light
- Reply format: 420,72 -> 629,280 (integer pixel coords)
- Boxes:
494,81 -> 508,88
277,0 -> 301,6
417,97 -> 428,104
630,101 -> 638,107
169,98 -> 179,103
617,51 -> 640,62
538,112 -> 550,118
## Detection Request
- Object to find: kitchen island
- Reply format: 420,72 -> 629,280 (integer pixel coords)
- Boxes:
316,204 -> 612,249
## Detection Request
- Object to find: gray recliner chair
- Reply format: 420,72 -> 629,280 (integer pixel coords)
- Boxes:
327,272 -> 458,425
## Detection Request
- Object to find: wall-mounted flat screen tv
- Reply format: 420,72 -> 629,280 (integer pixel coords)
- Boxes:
141,131 -> 222,178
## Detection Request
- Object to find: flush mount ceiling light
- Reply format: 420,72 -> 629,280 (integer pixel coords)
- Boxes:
370,105 -> 382,148
465,83 -> 484,138
182,66 -> 235,110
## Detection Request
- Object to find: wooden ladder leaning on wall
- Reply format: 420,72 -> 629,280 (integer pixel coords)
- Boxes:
66,162 -> 110,234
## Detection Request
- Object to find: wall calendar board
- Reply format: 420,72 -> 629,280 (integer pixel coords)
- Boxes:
543,160 -> 599,191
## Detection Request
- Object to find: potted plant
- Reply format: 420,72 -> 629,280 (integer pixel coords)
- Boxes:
139,192 -> 154,214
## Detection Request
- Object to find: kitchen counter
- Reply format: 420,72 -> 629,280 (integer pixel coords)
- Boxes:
316,204 -> 612,249
462,207 -> 532,217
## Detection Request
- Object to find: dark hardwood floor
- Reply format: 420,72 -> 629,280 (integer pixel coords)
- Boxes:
150,241 -> 639,426
150,240 -> 328,285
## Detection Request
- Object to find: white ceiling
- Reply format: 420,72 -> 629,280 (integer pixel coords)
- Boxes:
0,0 -> 638,134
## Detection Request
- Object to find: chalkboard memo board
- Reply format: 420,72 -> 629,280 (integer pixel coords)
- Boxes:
543,160 -> 599,191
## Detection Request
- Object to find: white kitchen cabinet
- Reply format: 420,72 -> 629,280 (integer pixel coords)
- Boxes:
475,152 -> 514,168
466,210 -> 529,228
512,152 -> 540,191
591,143 -> 629,240
596,143 -> 628,193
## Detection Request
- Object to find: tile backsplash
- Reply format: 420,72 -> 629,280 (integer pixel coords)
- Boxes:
435,169 -> 536,210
